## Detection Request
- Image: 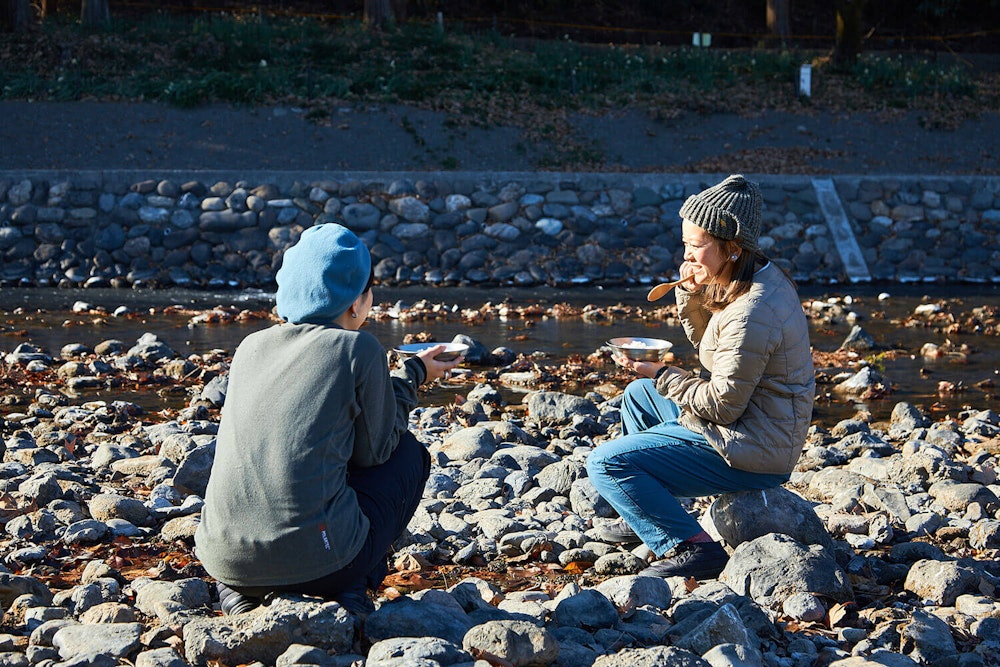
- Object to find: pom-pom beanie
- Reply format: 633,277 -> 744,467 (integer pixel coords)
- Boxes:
275,223 -> 372,324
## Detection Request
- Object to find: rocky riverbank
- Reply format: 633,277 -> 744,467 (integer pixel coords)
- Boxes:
1,296 -> 998,667
1,172 -> 1000,291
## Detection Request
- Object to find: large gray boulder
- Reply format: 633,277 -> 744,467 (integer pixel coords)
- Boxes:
133,578 -> 211,622
594,575 -> 672,617
903,559 -> 982,606
182,595 -> 354,666
828,655 -> 918,667
367,636 -> 472,667
899,608 -> 958,665
525,391 -> 599,425
569,477 -> 616,519
719,533 -> 853,610
0,574 -> 54,614
551,589 -> 618,630
88,493 -> 152,526
125,333 -> 177,363
462,619 -> 559,667
436,427 -> 498,462
365,596 -> 473,645
172,442 -> 217,497
673,603 -> 755,656
53,622 -> 143,661
592,646 -> 711,667
709,487 -> 835,551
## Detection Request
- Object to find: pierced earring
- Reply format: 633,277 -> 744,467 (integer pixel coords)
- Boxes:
351,312 -> 358,319
730,254 -> 739,261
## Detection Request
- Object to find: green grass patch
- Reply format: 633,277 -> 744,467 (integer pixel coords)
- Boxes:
851,53 -> 978,99
0,12 -> 990,119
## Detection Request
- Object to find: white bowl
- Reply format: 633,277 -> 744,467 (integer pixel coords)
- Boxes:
607,337 -> 673,361
394,342 -> 469,362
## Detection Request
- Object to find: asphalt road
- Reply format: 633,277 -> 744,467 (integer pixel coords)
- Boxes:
2,100 -> 998,175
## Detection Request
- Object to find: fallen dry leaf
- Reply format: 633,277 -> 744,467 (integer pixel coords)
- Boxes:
382,571 -> 434,592
827,601 -> 856,628
394,552 -> 431,573
563,561 -> 591,574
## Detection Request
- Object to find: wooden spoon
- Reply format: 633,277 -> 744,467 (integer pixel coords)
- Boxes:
646,274 -> 696,302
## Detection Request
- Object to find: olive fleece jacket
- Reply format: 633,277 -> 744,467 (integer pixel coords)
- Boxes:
656,262 -> 815,475
194,322 -> 425,588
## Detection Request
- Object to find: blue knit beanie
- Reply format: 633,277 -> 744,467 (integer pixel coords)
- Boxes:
275,224 -> 372,324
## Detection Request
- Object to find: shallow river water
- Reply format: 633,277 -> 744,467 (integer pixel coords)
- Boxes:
2,284 -> 999,426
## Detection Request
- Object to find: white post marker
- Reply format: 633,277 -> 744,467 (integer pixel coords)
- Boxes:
799,64 -> 812,97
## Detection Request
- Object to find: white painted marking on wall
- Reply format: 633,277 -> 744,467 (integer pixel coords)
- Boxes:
812,178 -> 872,283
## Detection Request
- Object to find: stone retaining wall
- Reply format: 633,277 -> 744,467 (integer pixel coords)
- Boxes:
1,171 -> 999,289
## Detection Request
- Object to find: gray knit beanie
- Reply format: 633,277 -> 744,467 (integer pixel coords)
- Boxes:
678,174 -> 763,251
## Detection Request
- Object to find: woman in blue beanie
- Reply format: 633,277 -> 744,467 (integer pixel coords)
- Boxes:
586,175 -> 814,580
195,223 -> 462,618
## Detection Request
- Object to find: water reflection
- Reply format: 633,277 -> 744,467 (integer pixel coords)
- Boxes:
1,286 -> 999,425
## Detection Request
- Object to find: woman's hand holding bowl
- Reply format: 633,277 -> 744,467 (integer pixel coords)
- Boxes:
613,354 -> 665,379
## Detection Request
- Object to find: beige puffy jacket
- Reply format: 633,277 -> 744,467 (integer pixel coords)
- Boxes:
656,263 -> 815,474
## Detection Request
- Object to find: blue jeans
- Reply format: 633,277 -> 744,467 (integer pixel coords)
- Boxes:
586,379 -> 789,556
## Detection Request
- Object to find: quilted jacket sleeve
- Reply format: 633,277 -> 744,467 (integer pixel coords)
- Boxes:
675,286 -> 713,348
657,299 -> 779,426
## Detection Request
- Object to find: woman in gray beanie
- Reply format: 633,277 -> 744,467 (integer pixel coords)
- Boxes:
587,175 -> 815,579
195,223 -> 462,618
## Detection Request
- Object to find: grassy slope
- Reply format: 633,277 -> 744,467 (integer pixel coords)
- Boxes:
1,14 -> 997,168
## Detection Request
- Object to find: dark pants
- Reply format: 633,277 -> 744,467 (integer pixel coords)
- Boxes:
233,431 -> 430,599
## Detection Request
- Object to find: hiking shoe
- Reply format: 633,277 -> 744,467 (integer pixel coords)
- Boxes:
594,518 -> 641,544
640,540 -> 728,580
217,583 -> 262,616
333,589 -> 376,619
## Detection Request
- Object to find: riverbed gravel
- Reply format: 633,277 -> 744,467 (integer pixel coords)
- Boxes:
1,297 -> 999,667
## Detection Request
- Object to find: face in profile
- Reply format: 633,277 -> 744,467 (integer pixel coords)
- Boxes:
682,219 -> 733,284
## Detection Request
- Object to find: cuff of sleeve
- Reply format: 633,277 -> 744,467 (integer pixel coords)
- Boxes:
677,284 -> 703,297
655,365 -> 692,392
404,356 -> 428,386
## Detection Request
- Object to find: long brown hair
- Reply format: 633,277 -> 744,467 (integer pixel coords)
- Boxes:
700,237 -> 787,312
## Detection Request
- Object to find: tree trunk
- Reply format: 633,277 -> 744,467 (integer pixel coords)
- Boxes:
833,0 -> 867,68
767,0 -> 790,42
80,0 -> 110,27
0,0 -> 31,31
364,0 -> 393,31
41,0 -> 59,20
390,0 -> 406,22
